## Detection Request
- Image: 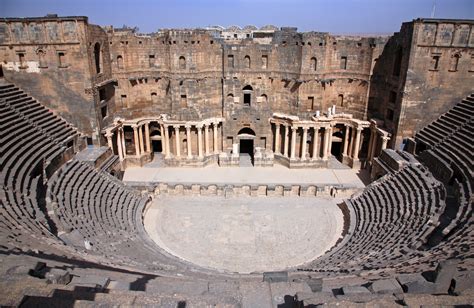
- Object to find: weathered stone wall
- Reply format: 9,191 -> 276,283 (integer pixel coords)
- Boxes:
369,19 -> 474,148
0,16 -> 112,144
108,27 -> 385,150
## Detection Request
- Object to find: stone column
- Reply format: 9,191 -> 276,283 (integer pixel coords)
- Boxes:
290,126 -> 297,159
106,133 -> 113,152
348,127 -> 356,157
274,124 -> 281,154
116,130 -> 124,160
301,127 -> 308,160
121,128 -> 126,158
145,122 -> 151,152
164,125 -> 171,158
327,126 -> 333,157
367,128 -> 375,161
197,124 -> 203,158
186,125 -> 192,158
283,125 -> 289,157
322,127 -> 329,160
213,122 -> 218,154
352,127 -> 362,160
138,125 -> 144,154
133,126 -> 140,157
204,124 -> 210,155
381,136 -> 389,150
369,131 -> 377,162
312,127 -> 319,159
342,125 -> 350,156
174,125 -> 181,158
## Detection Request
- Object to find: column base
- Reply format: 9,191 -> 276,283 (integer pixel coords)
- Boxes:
347,156 -> 362,169
165,153 -> 219,167
274,154 -> 329,168
122,152 -> 153,168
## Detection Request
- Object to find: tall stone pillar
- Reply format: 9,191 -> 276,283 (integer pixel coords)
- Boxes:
204,124 -> 210,155
213,122 -> 218,154
121,128 -> 126,158
342,125 -> 350,156
186,125 -> 192,158
174,125 -> 181,158
138,125 -> 144,154
312,127 -> 319,159
116,130 -> 124,160
274,124 -> 281,154
164,125 -> 171,158
106,133 -> 113,153
283,125 -> 289,157
352,127 -> 362,160
348,127 -> 356,157
367,129 -> 375,162
381,136 -> 389,150
369,131 -> 377,162
327,126 -> 333,158
301,127 -> 308,160
290,127 -> 297,159
322,127 -> 329,160
145,122 -> 151,152
133,126 -> 140,157
197,124 -> 203,158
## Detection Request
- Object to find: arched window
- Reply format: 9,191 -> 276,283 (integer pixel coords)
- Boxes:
261,94 -> 268,103
450,53 -> 460,72
117,55 -> 123,69
151,92 -> 158,103
179,56 -> 186,69
227,93 -> 234,102
310,57 -> 317,71
37,49 -> 46,68
244,55 -> 251,68
338,94 -> 344,107
94,42 -> 101,74
243,85 -> 253,106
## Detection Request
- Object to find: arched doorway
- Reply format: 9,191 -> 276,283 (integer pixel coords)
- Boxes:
0,64 -> 4,78
149,122 -> 162,153
237,127 -> 256,166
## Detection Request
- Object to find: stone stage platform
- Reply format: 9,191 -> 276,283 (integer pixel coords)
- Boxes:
123,160 -> 369,189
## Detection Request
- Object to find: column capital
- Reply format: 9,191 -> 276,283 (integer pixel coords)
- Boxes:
173,124 -> 180,130
132,124 -> 138,129
291,126 -> 297,131
382,135 -> 390,141
196,124 -> 203,129
185,124 -> 192,130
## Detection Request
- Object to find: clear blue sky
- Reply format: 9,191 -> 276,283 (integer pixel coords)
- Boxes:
1,0 -> 473,34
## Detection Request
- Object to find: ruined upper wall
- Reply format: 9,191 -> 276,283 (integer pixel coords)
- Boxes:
402,19 -> 474,140
0,16 -> 115,144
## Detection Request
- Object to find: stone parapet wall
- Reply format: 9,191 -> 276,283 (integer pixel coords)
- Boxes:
141,182 -> 362,198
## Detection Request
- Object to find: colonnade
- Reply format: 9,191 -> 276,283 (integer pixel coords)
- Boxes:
271,121 -> 365,162
161,121 -> 222,159
105,122 -> 152,161
105,118 -> 224,161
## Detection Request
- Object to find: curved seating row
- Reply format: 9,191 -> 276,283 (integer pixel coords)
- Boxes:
302,164 -> 446,274
415,94 -> 474,149
0,83 -> 79,252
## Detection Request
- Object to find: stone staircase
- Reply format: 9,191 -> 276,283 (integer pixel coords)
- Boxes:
239,153 -> 253,167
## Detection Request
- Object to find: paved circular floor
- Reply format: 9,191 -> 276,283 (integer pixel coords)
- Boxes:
144,195 -> 344,274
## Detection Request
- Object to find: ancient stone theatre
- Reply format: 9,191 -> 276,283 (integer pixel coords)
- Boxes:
0,14 -> 473,306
